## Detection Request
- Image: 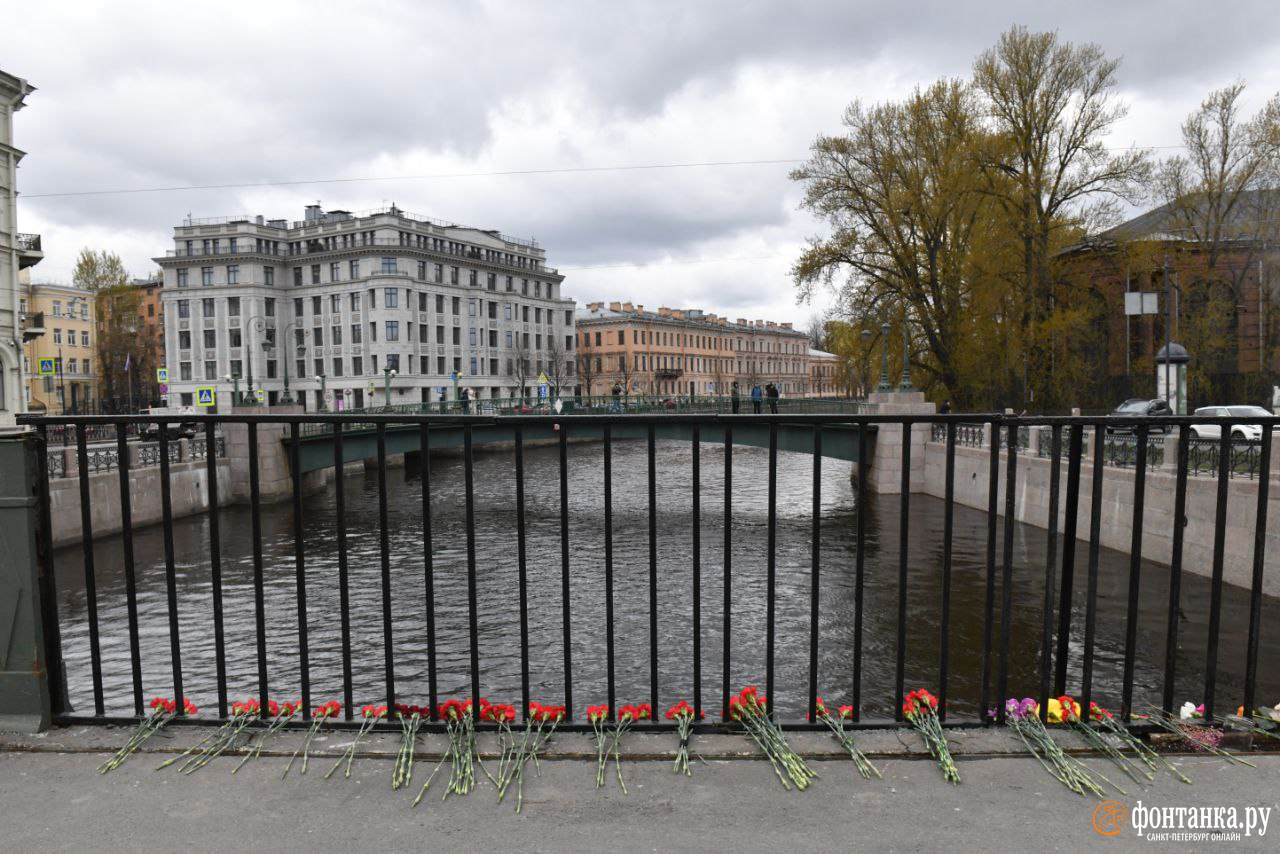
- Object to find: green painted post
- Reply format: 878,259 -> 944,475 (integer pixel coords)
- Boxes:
0,432 -> 53,731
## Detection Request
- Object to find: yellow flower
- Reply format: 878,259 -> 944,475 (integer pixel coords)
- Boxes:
1047,698 -> 1065,724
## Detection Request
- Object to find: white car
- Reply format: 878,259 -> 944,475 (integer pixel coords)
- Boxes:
1190,405 -> 1274,441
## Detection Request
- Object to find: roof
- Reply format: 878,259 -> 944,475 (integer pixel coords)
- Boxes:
1099,188 -> 1280,244
808,347 -> 839,359
575,304 -> 807,337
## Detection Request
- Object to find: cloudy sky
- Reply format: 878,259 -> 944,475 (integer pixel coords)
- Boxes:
6,1 -> 1280,327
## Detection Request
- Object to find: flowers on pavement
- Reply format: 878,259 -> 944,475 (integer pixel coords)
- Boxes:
98,696 -> 196,774
1002,696 -> 1114,797
325,703 -> 386,780
233,699 -> 301,774
902,688 -> 959,785
729,686 -> 816,791
283,700 -> 340,779
392,703 -> 428,790
814,697 -> 880,780
158,697 -> 257,774
413,698 -> 478,806
495,701 -> 566,813
665,700 -> 701,777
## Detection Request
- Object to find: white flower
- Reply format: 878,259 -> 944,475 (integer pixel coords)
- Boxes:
1180,701 -> 1197,720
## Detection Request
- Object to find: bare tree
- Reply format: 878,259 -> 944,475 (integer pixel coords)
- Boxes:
509,333 -> 532,401
545,332 -> 574,396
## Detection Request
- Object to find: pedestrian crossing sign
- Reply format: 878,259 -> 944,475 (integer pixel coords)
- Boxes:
38,358 -> 55,376
196,387 -> 216,407
157,367 -> 169,383
536,372 -> 550,386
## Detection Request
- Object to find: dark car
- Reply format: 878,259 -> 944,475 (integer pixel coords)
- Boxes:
1106,398 -> 1173,434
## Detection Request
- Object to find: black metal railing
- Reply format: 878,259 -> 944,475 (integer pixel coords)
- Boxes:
17,411 -> 1277,736
1188,437 -> 1265,480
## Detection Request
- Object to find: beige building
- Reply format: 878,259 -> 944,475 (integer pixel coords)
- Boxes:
807,348 -> 846,397
575,301 -> 810,397
1,68 -> 41,428
20,276 -> 96,414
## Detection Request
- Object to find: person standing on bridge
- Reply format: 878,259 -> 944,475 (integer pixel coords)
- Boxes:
766,382 -> 779,414
731,381 -> 741,413
751,383 -> 763,414
610,381 -> 623,413
460,386 -> 471,415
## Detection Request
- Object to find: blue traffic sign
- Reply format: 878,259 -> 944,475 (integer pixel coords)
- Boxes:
38,358 -> 55,376
196,387 -> 216,407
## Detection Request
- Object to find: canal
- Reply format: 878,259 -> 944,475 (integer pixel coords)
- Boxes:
52,440 -> 1280,720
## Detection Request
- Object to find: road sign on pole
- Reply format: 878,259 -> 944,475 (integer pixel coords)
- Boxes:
196,387 -> 216,407
38,358 -> 55,376
156,367 -> 169,383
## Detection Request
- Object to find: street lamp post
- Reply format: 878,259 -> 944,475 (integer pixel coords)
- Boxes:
383,367 -> 397,407
860,328 -> 872,397
898,320 -> 915,392
315,375 -> 327,412
877,322 -> 892,392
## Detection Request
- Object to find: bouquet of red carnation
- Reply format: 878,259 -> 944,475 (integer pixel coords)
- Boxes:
98,696 -> 196,773
159,697 -> 258,774
586,704 -> 613,789
282,700 -> 340,779
325,704 -> 386,780
729,686 -> 816,791
414,698 -> 477,806
496,701 -> 566,813
1059,697 -> 1152,786
903,689 -> 959,784
665,700 -> 701,777
233,699 -> 301,774
391,703 -> 429,790
478,700 -> 517,790
814,697 -> 880,780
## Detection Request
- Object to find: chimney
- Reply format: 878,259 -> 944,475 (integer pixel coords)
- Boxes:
635,304 -> 644,312
658,307 -> 673,317
672,309 -> 685,319
305,204 -> 322,222
255,215 -> 264,225
622,302 -> 634,312
588,301 -> 603,310
737,318 -> 748,326
609,301 -> 622,311
780,322 -> 792,330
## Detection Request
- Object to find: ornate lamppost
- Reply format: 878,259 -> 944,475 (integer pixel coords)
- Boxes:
898,319 -> 915,392
877,321 -> 892,391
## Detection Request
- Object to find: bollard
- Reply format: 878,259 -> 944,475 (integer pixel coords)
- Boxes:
0,431 -> 53,732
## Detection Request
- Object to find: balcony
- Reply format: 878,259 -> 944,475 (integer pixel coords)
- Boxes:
16,233 -> 43,269
654,368 -> 684,380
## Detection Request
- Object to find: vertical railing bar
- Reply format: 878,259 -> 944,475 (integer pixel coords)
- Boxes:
807,425 -> 822,722
1242,429 -> 1272,714
939,421 -> 955,722
722,425 -> 733,719
204,421 -> 227,719
1162,425 -> 1190,714
376,423 -> 396,709
979,419 -> 1000,724
333,422 -> 354,720
997,423 -> 1017,724
558,426 -> 573,719
894,422 -> 910,722
647,423 -> 659,715
766,423 -> 778,718
1054,425 -> 1083,697
419,423 -> 438,718
1119,425 -> 1149,721
463,424 -> 479,714
1203,427 -> 1232,721
1081,424 -> 1105,723
34,425 -> 69,717
853,423 -> 867,722
515,424 -> 531,720
115,422 -> 143,716
691,425 -> 702,720
1039,426 -> 1062,721
289,423 -> 312,719
75,425 -> 104,715
247,423 -> 267,714
604,425 -> 616,714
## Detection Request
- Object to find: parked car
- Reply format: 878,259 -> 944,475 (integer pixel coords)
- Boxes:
1190,405 -> 1275,441
141,407 -> 197,441
1106,398 -> 1173,434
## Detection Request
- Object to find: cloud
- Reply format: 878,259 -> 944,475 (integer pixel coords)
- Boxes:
6,0 -> 1280,327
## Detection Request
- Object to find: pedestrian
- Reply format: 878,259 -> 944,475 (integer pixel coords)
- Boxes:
940,399 -> 951,414
460,386 -> 470,415
766,382 -> 779,414
730,381 -> 741,414
751,383 -> 763,414
610,381 -> 623,413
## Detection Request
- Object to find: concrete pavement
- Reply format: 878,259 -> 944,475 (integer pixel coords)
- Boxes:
1,727 -> 1277,853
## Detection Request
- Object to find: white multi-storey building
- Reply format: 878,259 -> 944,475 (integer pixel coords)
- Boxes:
154,204 -> 574,411
1,69 -> 41,428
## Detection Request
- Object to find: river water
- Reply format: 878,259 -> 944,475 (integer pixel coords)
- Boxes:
52,440 -> 1279,720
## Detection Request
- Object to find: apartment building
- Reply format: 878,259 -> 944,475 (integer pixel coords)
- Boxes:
154,204 -> 574,410
1,68 -> 40,427
808,348 -> 844,397
19,277 -> 96,413
575,301 -> 810,397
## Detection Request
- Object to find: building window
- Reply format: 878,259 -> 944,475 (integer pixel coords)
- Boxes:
312,326 -> 323,347
307,264 -> 318,284
417,260 -> 426,280
293,267 -> 303,287
350,260 -> 360,278
330,262 -> 340,282
435,294 -> 445,313
180,362 -> 192,381
351,292 -> 361,311
386,321 -> 399,341
470,357 -> 478,375
450,266 -> 459,284
352,356 -> 363,375
330,294 -> 341,312
312,296 -> 322,315
437,356 -> 446,374
332,358 -> 343,377
468,269 -> 478,287
228,297 -> 240,316
229,328 -> 242,347
436,324 -> 445,343
331,325 -> 342,345
264,266 -> 274,286
369,322 -> 377,342
226,264 -> 239,284
176,268 -> 189,287
201,267 -> 214,286
265,298 -> 275,317
452,327 -> 460,345
434,264 -> 443,283
505,331 -> 513,347
351,324 -> 362,344
81,331 -> 90,346
386,354 -> 400,372
381,257 -> 397,274
179,330 -> 191,350
205,360 -> 217,380
487,273 -> 496,290
203,329 -> 216,348
468,328 -> 477,346
468,298 -> 477,317
384,288 -> 398,308
202,298 -> 215,317
418,291 -> 427,312
451,297 -> 460,315
52,328 -> 62,345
